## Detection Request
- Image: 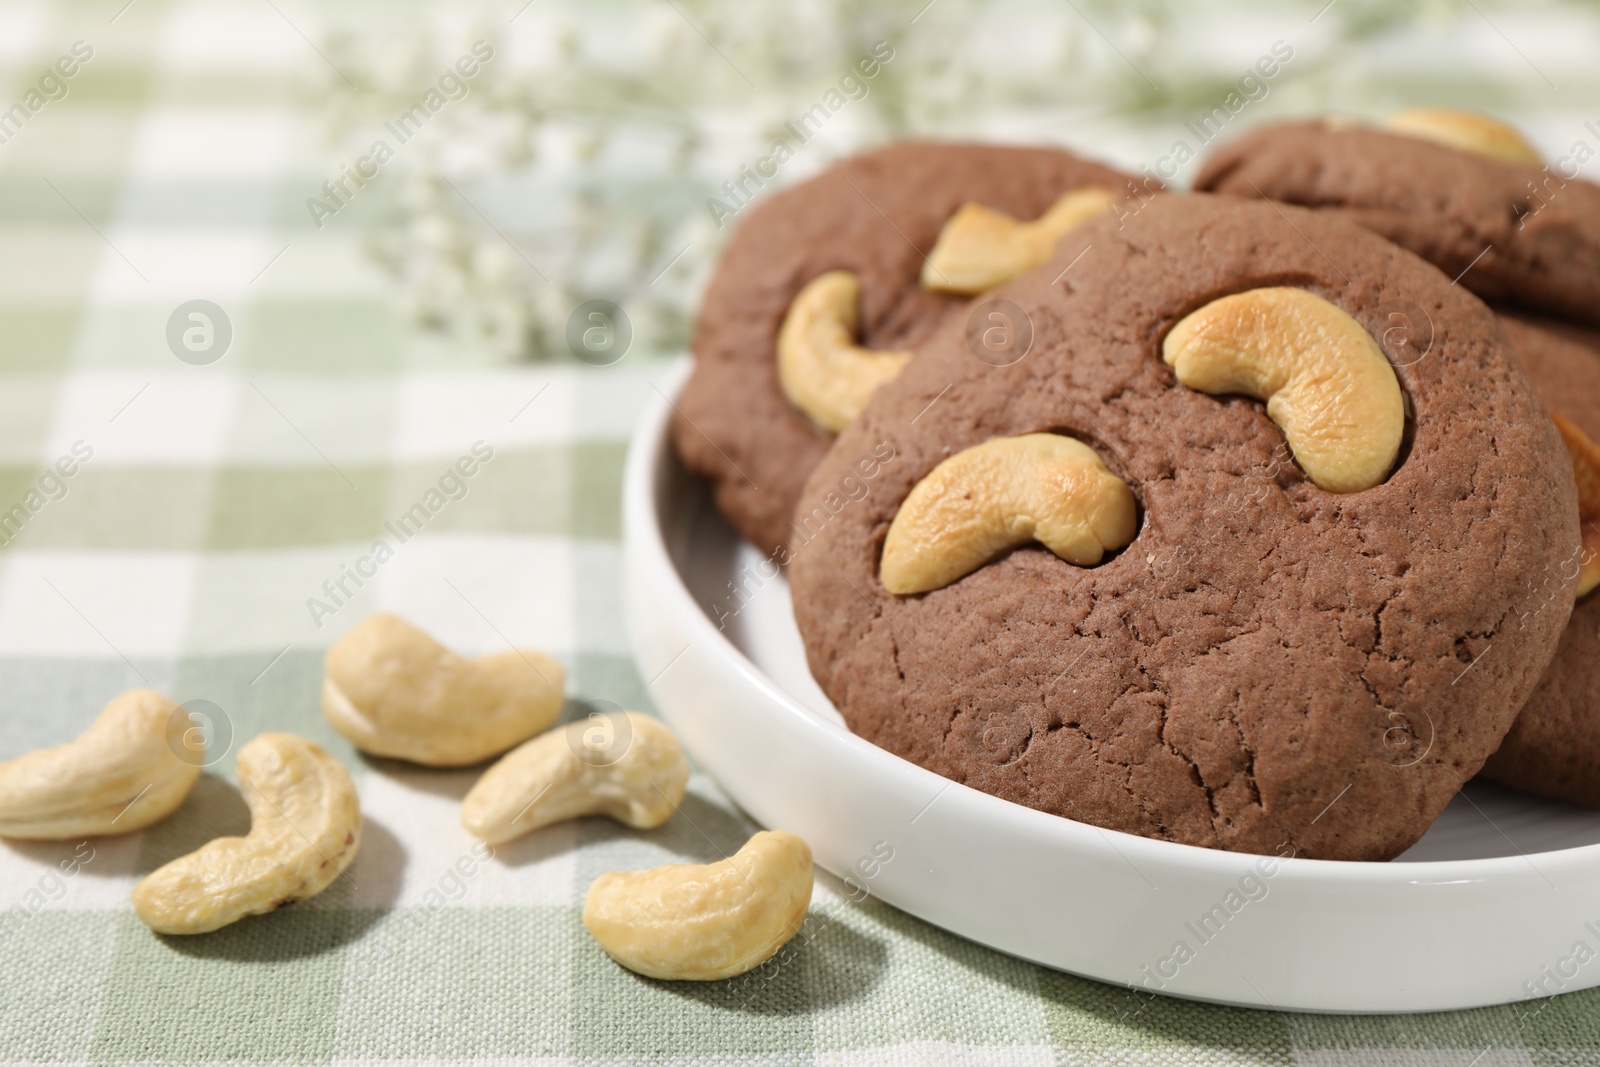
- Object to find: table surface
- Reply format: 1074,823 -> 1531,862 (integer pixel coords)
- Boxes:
2,0 -> 1598,1062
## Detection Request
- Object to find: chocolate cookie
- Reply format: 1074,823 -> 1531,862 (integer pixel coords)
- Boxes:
1194,119 -> 1600,327
790,194 -> 1579,862
1482,312 -> 1600,805
673,141 -> 1146,556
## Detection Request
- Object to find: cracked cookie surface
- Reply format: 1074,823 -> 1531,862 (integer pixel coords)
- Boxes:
673,141 -> 1143,556
1482,312 -> 1600,806
789,194 -> 1578,861
1193,121 -> 1600,328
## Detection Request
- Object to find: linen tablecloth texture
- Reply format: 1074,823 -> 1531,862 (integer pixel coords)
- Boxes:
2,0 -> 1598,1062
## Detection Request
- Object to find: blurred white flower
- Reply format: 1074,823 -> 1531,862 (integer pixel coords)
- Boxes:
305,0 -> 1585,364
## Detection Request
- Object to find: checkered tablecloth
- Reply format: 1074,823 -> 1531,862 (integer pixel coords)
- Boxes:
2,0 -> 1599,1062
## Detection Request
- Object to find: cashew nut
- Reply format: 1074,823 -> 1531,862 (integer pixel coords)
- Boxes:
461,711 -> 689,844
583,829 -> 813,981
777,271 -> 913,434
322,612 -> 565,766
880,433 -> 1137,595
1386,107 -> 1541,164
1162,287 -> 1404,494
1553,413 -> 1600,597
922,187 -> 1117,296
0,689 -> 200,840
131,732 -> 360,935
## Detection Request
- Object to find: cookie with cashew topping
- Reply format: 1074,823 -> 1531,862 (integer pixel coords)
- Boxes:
880,433 -> 1137,594
922,187 -> 1119,296
583,829 -> 813,981
132,732 -> 360,934
1481,313 -> 1600,808
674,141 -> 1150,556
1195,112 -> 1600,327
1163,286 -> 1404,493
0,688 -> 201,839
777,271 -> 913,434
461,711 -> 689,844
1384,107 -> 1542,164
792,194 -> 1577,862
322,612 -> 564,766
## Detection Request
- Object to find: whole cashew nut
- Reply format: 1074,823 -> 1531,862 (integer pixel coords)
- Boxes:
922,187 -> 1118,296
1162,286 -> 1405,494
0,689 -> 200,840
880,433 -> 1137,595
1386,107 -> 1542,164
131,732 -> 360,935
777,271 -> 913,434
461,711 -> 690,844
322,612 -> 565,766
1553,413 -> 1600,597
583,829 -> 813,981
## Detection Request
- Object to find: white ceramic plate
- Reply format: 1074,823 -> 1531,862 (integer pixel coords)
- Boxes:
624,365 -> 1600,1013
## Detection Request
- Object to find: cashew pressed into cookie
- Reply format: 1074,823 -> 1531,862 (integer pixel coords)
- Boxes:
0,689 -> 201,840
461,711 -> 689,844
1553,413 -> 1600,597
1385,107 -> 1541,164
132,732 -> 360,935
922,187 -> 1118,296
1162,286 -> 1404,493
880,433 -> 1137,595
322,613 -> 565,767
583,829 -> 813,981
777,271 -> 914,434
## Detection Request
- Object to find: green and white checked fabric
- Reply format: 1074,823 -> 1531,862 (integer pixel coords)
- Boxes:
2,0 -> 1600,1062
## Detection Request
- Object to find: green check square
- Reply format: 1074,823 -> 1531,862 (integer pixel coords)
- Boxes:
204,467 -> 389,551
569,441 -> 626,540
24,467 -> 213,551
385,447 -> 571,538
168,649 -> 356,778
334,906 -> 572,1060
242,301 -> 410,375
0,909 -> 118,1063
1038,964 -> 1293,1057
90,911 -> 350,1064
0,308 -> 79,371
571,651 -> 655,715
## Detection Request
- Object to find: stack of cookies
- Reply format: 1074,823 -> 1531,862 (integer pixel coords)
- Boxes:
671,113 -> 1600,862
